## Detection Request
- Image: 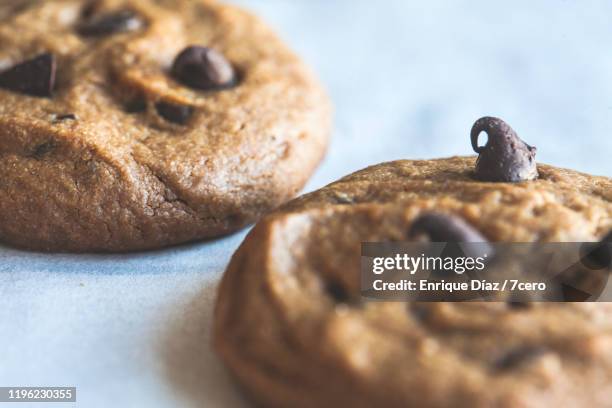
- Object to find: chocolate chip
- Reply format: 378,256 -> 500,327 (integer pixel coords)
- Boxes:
409,212 -> 493,263
171,46 -> 236,90
580,231 -> 612,270
409,303 -> 432,323
80,1 -> 99,19
125,97 -> 147,113
409,212 -> 487,243
507,292 -> 535,309
0,53 -> 56,97
155,101 -> 194,125
471,116 -> 538,182
32,142 -> 55,158
77,10 -> 143,37
507,300 -> 531,310
52,113 -> 77,123
561,284 -> 592,302
325,280 -> 350,303
493,346 -> 547,371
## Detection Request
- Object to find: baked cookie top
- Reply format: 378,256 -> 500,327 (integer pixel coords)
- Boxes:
0,0 -> 330,251
214,120 -> 612,407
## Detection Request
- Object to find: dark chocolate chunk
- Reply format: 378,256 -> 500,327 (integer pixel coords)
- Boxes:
471,116 -> 538,182
0,53 -> 56,97
493,346 -> 547,371
155,101 -> 194,125
77,10 -> 143,37
171,46 -> 236,90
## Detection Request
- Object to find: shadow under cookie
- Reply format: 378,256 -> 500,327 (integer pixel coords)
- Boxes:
158,281 -> 250,408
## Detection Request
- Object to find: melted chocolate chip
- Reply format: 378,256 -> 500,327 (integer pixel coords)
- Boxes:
77,10 -> 143,37
493,346 -> 547,371
171,46 -> 236,90
471,116 -> 538,182
155,101 -> 194,125
0,53 -> 56,97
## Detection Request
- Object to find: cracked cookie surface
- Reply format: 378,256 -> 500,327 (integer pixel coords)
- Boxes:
214,156 -> 612,408
0,0 -> 330,251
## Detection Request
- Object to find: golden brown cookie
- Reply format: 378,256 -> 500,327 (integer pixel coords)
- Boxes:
0,0 -> 330,251
214,154 -> 612,407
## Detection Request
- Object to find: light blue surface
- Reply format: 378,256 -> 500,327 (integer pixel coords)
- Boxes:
1,1 -> 611,407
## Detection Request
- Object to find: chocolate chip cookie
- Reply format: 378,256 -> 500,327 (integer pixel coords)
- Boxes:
0,0 -> 331,251
214,118 -> 612,407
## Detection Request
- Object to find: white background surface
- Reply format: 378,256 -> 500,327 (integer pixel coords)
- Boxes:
1,1 -> 611,407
